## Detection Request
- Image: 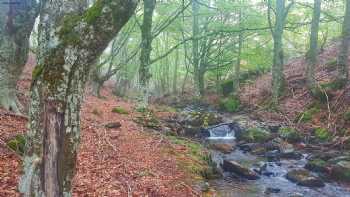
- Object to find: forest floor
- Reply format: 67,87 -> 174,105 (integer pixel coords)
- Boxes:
0,57 -> 203,196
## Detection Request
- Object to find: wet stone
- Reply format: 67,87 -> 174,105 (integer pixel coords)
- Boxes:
222,160 -> 260,180
286,169 -> 325,188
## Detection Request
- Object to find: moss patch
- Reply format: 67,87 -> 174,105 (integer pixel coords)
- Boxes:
344,110 -> 350,122
278,127 -> 302,143
219,97 -> 240,113
314,127 -> 332,141
7,134 -> 26,156
111,106 -> 129,114
166,136 -> 220,180
296,106 -> 320,123
240,127 -> 271,143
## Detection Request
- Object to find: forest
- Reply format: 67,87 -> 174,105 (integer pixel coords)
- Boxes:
0,0 -> 350,196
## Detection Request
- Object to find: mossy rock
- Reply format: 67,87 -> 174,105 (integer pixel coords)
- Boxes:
240,127 -> 271,143
330,160 -> 350,182
278,127 -> 302,143
134,110 -> 160,129
314,128 -> 332,142
166,136 -> 220,180
111,106 -> 129,114
219,97 -> 240,113
305,159 -> 328,173
7,134 -> 26,155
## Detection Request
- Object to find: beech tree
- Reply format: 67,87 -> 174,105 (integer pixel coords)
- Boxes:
306,0 -> 321,91
0,0 -> 38,113
139,0 -> 156,107
337,0 -> 350,86
19,0 -> 137,196
268,0 -> 294,106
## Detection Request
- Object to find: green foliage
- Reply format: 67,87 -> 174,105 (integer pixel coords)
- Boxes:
7,134 -> 26,156
219,97 -> 240,113
241,127 -> 271,143
84,0 -> 103,25
344,110 -> 350,122
58,14 -> 82,46
278,127 -> 302,143
111,106 -> 129,114
296,105 -> 320,123
32,65 -> 44,80
314,127 -> 332,141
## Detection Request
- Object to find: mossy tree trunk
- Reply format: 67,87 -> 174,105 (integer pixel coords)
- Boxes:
139,0 -> 156,108
337,0 -> 350,86
306,0 -> 321,91
19,0 -> 137,196
192,0 -> 201,97
0,0 -> 38,113
269,0 -> 293,106
234,0 -> 244,94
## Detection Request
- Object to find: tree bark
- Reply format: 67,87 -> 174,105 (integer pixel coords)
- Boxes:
306,0 -> 321,90
234,1 -> 243,94
337,0 -> 350,85
19,1 -> 137,196
270,0 -> 293,106
0,0 -> 38,113
192,0 -> 201,96
139,0 -> 156,108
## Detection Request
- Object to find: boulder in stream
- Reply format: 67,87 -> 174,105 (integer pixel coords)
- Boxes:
238,127 -> 272,143
209,143 -> 235,154
286,169 -> 325,188
222,160 -> 260,180
329,160 -> 350,182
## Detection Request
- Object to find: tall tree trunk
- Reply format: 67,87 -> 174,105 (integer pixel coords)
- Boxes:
0,0 -> 38,113
337,0 -> 350,86
192,0 -> 201,96
271,0 -> 291,106
234,3 -> 243,94
19,1 -> 137,196
173,48 -> 179,94
307,0 -> 321,91
139,0 -> 156,108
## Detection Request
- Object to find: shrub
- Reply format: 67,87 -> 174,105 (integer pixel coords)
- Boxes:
278,127 -> 302,143
219,97 -> 240,113
314,128 -> 332,141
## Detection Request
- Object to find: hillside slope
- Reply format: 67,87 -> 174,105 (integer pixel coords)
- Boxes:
240,42 -> 350,144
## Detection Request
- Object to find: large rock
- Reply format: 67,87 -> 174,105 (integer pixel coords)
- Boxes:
222,160 -> 260,180
209,143 -> 235,154
286,169 -> 325,187
330,160 -> 350,182
238,127 -> 272,143
305,159 -> 328,173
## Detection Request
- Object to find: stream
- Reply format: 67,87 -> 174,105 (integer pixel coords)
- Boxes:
178,106 -> 350,197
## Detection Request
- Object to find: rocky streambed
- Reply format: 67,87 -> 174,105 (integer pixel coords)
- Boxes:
163,106 -> 350,197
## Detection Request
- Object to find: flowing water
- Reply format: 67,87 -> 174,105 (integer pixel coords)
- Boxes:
205,120 -> 350,197
181,106 -> 350,197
